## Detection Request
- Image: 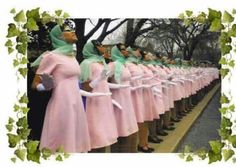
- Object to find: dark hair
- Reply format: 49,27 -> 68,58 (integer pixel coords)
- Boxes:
116,43 -> 125,51
91,40 -> 102,55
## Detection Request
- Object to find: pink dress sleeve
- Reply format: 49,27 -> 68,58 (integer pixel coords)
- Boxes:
36,53 -> 57,75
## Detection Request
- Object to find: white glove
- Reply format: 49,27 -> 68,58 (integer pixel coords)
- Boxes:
37,73 -> 54,91
89,69 -> 110,88
130,75 -> 143,81
80,89 -> 112,97
36,83 -> 46,91
112,99 -> 123,110
130,85 -> 143,91
108,83 -> 130,89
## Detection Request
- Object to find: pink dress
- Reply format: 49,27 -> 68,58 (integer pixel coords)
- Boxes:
146,64 -> 165,115
125,62 -> 145,123
37,53 -> 91,153
139,64 -> 159,120
85,62 -> 118,149
108,62 -> 138,137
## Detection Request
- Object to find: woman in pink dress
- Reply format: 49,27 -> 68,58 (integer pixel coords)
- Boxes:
109,44 -> 139,153
126,47 -> 154,153
80,41 -> 119,152
31,25 -> 91,152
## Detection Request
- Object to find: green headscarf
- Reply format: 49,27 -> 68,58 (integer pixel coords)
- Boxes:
80,42 -> 107,83
111,45 -> 126,83
31,25 -> 74,67
126,47 -> 140,64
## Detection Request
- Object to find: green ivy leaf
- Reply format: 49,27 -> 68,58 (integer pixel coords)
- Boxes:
21,106 -> 30,114
8,117 -> 15,124
219,32 -> 231,45
229,104 -> 235,112
56,145 -> 64,153
228,135 -> 236,148
7,133 -> 21,148
208,8 -> 222,21
195,147 -> 207,160
16,116 -> 28,127
178,13 -> 185,20
219,57 -> 227,65
17,128 -> 31,140
6,124 -> 13,132
5,39 -> 13,47
27,150 -> 40,163
14,149 -> 26,161
195,12 -> 207,24
42,148 -> 52,160
63,12 -> 70,18
178,152 -> 185,159
233,9 -> 236,14
24,140 -> 39,154
209,140 -> 224,154
7,23 -> 20,37
184,145 -> 193,153
221,116 -> 233,128
55,10 -> 62,16
55,155 -> 63,161
186,155 -> 193,161
223,11 -> 234,23
8,47 -> 14,54
220,68 -> 229,78
17,31 -> 30,43
208,150 -> 222,164
14,10 -> 26,23
220,94 -> 230,104
41,12 -> 52,25
63,152 -> 70,159
21,57 -> 29,64
229,60 -> 235,68
228,24 -> 236,37
222,149 -> 234,161
10,8 -> 16,14
18,68 -> 28,78
13,59 -> 19,67
56,18 -> 64,26
24,18 -> 39,31
221,44 -> 232,55
19,93 -> 28,104
209,18 -> 224,32
26,8 -> 40,21
16,43 -> 27,55
11,157 -> 16,163
186,10 -> 193,17
218,128 -> 232,140
183,19 -> 192,26
13,104 -> 20,112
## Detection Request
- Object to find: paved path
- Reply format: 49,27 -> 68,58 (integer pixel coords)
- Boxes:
176,89 -> 221,152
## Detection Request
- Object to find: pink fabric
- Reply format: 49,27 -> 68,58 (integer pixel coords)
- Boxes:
126,62 -> 145,123
85,62 -> 118,149
37,53 -> 91,153
139,64 -> 159,120
108,62 -> 138,137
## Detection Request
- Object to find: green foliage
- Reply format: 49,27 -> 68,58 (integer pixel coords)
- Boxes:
223,11 -> 234,23
41,148 -> 52,160
14,10 -> 26,23
24,18 -> 39,31
24,140 -> 39,154
220,68 -> 229,78
221,116 -> 233,129
186,155 -> 193,161
220,94 -> 230,104
208,150 -> 222,164
228,24 -> 236,37
14,149 -> 26,161
228,135 -> 236,148
209,18 -> 224,32
19,93 -> 28,104
7,23 -> 20,38
10,8 -> 16,14
26,8 -> 40,21
7,133 -> 21,148
185,10 -> 193,17
209,140 -> 224,154
195,147 -> 207,160
27,150 -> 40,163
208,8 -> 222,21
222,149 -> 235,161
